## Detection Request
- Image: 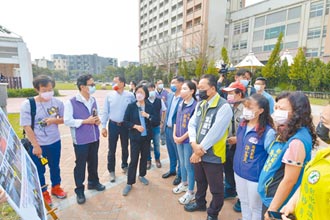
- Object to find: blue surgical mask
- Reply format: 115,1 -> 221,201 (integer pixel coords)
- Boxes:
149,91 -> 156,99
88,86 -> 96,94
170,84 -> 177,92
240,79 -> 249,88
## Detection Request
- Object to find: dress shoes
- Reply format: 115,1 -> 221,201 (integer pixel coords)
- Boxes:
162,171 -> 176,178
87,183 -> 106,191
184,202 -> 206,212
206,215 -> 218,220
155,159 -> 162,168
76,192 -> 86,205
172,175 -> 181,185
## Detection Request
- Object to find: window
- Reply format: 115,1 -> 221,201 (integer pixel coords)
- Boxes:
307,27 -> 321,39
172,5 -> 177,11
306,48 -> 318,57
194,3 -> 202,11
266,10 -> 286,25
187,8 -> 193,15
240,41 -> 247,49
265,25 -> 285,39
186,21 -> 193,28
177,25 -> 182,31
254,16 -> 265,28
171,27 -> 176,34
164,20 -> 168,26
284,41 -> 298,49
232,43 -> 239,50
288,6 -> 301,19
171,16 -> 176,22
194,17 -> 201,25
159,22 -> 163,28
252,47 -> 262,53
177,13 -> 183,19
164,9 -> 169,16
310,1 -> 323,18
253,30 -> 264,41
326,0 -> 330,14
263,44 -> 275,51
234,23 -> 240,35
241,21 -> 249,33
286,22 -> 300,36
323,25 -> 327,37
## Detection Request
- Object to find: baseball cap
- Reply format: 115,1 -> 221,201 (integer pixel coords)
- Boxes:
222,81 -> 246,93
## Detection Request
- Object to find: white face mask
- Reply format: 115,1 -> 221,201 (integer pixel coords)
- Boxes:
242,107 -> 255,120
158,84 -> 164,89
40,91 -> 54,101
254,85 -> 261,92
272,110 -> 289,125
149,91 -> 156,99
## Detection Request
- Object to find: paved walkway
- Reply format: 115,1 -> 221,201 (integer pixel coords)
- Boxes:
7,90 -> 242,220
6,90 -> 327,220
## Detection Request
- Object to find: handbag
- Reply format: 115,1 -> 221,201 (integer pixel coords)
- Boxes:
21,97 -> 36,152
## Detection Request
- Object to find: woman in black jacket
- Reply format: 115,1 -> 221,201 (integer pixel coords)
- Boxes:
122,84 -> 157,196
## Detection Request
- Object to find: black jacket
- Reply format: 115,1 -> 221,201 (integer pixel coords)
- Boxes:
123,101 -> 157,141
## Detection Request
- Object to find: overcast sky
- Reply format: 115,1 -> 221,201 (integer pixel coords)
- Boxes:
0,0 -> 263,62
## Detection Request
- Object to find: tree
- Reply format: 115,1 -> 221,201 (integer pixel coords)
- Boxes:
288,47 -> 307,90
206,60 -> 218,76
178,59 -> 189,80
306,58 -> 324,91
261,32 -> 283,88
195,56 -> 204,79
221,47 -> 230,64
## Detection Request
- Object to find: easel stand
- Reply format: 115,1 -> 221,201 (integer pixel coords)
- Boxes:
42,185 -> 59,220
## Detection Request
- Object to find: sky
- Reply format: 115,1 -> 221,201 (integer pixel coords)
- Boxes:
0,0 -> 263,62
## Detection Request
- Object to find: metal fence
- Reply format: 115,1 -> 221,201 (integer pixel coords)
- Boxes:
266,89 -> 330,99
0,77 -> 22,89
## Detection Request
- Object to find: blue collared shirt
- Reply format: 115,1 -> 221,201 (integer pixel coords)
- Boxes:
101,90 -> 135,128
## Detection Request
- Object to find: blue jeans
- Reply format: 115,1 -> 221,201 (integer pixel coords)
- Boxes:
148,126 -> 160,161
177,143 -> 195,191
29,140 -> 62,192
165,127 -> 181,177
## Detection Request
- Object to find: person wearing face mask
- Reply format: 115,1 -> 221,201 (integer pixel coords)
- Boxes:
162,76 -> 184,186
122,85 -> 157,196
235,69 -> 256,97
64,74 -> 105,204
146,83 -> 167,169
254,77 -> 274,114
172,80 -> 197,205
20,75 -> 67,206
155,79 -> 169,145
221,81 -> 246,213
185,74 -> 233,220
258,92 -> 317,220
280,104 -> 330,220
233,94 -> 276,220
101,76 -> 135,183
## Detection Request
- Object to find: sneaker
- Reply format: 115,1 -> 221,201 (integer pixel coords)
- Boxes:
42,191 -> 53,206
147,161 -> 151,170
122,184 -> 132,196
179,191 -> 195,205
172,182 -> 188,194
139,176 -> 149,185
233,199 -> 241,212
76,192 -> 86,205
110,172 -> 116,183
51,185 -> 67,199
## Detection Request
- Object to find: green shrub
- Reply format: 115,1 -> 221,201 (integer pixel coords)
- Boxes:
7,88 -> 60,97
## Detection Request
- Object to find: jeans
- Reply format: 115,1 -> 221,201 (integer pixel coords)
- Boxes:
29,140 -> 62,192
165,127 -> 181,177
127,137 -> 149,185
194,162 -> 224,217
177,143 -> 195,191
73,140 -> 100,194
148,126 -> 160,161
224,143 -> 237,195
107,121 -> 129,172
235,173 -> 262,220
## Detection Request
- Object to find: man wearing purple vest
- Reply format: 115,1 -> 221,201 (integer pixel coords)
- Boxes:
64,74 -> 105,205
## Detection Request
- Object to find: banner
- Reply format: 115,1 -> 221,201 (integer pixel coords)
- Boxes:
0,108 -> 46,220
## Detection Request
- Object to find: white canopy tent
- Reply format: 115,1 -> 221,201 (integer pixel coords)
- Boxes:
280,50 -> 294,66
235,52 -> 264,72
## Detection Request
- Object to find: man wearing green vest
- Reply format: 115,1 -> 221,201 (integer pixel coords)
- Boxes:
185,74 -> 233,220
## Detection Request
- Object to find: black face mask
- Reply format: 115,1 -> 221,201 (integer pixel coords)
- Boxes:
199,90 -> 209,100
316,122 -> 330,144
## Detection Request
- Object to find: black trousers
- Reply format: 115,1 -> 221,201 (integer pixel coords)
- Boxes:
224,144 -> 237,194
194,161 -> 224,217
127,136 -> 150,185
73,140 -> 100,194
107,121 -> 129,172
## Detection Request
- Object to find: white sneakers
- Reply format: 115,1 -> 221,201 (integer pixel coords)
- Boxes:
178,191 -> 195,205
172,183 -> 188,194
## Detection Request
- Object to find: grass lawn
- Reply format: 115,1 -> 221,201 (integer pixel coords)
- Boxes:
308,97 -> 329,106
55,82 -> 112,90
8,113 -> 23,139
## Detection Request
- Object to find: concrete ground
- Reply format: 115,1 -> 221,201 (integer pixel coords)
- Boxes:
7,90 -> 242,220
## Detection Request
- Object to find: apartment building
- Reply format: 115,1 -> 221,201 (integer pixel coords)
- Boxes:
139,0 -> 244,66
51,54 -> 118,76
228,0 -> 330,64
34,57 -> 54,70
0,25 -> 33,88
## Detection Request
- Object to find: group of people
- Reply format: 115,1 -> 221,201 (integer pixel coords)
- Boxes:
14,70 -> 329,220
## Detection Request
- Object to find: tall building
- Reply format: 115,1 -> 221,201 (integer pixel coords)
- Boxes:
0,25 -> 33,88
120,60 -> 140,68
228,0 -> 330,64
35,57 -> 54,70
51,54 -> 118,76
139,0 -> 244,66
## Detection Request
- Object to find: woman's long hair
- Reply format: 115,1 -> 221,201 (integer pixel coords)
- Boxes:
276,92 -> 317,147
243,94 -> 274,137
